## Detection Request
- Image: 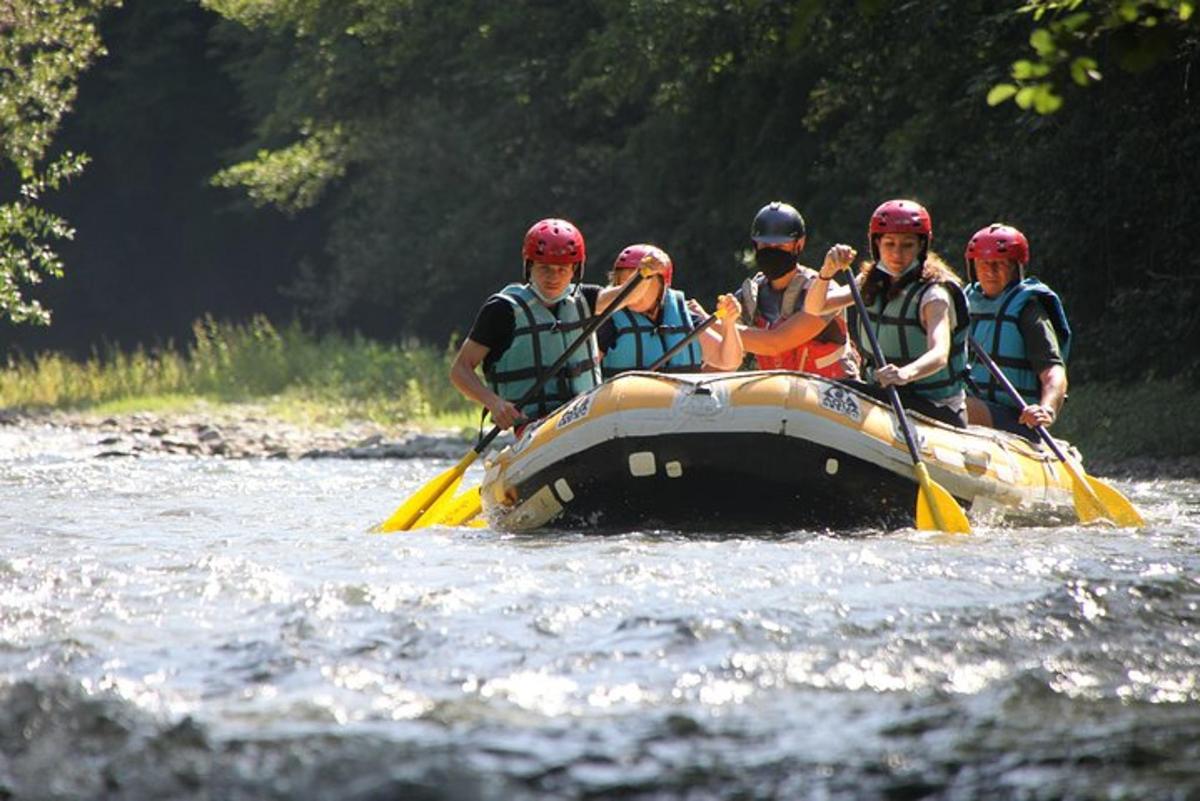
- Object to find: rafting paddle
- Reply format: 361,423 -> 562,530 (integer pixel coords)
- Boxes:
373,265 -> 656,533
967,337 -> 1143,527
420,303 -> 736,529
846,273 -> 972,534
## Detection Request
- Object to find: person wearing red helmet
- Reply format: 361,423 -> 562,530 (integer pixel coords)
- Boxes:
806,199 -> 970,427
597,244 -> 742,377
963,224 -> 1072,439
450,218 -> 646,431
733,201 -> 860,379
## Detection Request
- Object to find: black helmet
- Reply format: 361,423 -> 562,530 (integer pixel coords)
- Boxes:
751,202 -> 806,246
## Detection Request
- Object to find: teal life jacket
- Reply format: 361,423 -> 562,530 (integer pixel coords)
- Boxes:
601,288 -> 701,378
965,277 -> 1072,409
484,283 -> 601,420
852,276 -> 969,402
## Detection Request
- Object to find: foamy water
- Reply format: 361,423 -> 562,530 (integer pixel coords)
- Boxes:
2,426 -> 1198,799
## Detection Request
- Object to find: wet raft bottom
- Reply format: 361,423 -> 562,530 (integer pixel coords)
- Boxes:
500,432 -> 934,532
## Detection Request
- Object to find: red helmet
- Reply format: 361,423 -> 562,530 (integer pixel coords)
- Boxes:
613,243 -> 673,288
868,199 -> 932,260
522,218 -> 586,281
965,223 -> 1029,265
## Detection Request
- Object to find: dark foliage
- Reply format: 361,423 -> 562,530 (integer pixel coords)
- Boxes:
3,0 -> 1197,381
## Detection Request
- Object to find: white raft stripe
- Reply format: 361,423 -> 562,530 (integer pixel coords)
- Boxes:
489,372 -> 1075,524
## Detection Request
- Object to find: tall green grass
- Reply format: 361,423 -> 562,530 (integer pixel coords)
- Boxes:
0,315 -> 475,427
1054,379 -> 1200,463
4,318 -> 1195,460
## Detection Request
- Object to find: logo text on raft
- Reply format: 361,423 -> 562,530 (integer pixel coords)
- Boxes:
820,385 -> 862,421
557,394 -> 593,429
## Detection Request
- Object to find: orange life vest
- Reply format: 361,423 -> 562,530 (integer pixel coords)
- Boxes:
741,269 -> 858,379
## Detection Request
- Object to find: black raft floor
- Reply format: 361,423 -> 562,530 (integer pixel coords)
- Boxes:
507,432 -> 928,533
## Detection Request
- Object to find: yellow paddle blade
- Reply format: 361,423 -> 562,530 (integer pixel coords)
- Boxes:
1083,473 -> 1145,528
1059,459 -> 1145,528
410,472 -> 466,529
372,451 -> 479,533
1068,468 -> 1112,525
913,463 -> 972,534
435,484 -> 483,527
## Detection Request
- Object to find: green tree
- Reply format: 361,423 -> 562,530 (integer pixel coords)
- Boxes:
0,0 -> 119,324
988,0 -> 1198,113
204,0 -> 1199,381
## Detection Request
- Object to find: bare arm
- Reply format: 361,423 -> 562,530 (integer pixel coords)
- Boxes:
804,244 -> 858,314
597,278 -> 654,314
596,261 -> 667,314
1019,364 -> 1068,428
449,338 -> 522,430
738,311 -> 828,356
805,280 -> 855,314
697,294 -> 744,370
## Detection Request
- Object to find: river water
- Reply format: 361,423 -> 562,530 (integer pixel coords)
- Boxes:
2,423 -> 1199,800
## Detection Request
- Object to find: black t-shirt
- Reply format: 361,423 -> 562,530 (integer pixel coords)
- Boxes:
467,284 -> 602,371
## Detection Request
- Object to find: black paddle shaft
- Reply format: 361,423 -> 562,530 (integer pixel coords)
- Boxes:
845,274 -> 926,465
967,337 -> 1068,462
646,311 -> 721,372
474,268 -> 653,455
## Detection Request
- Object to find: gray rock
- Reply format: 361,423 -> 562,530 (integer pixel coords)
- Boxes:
96,450 -> 137,459
196,425 -> 222,442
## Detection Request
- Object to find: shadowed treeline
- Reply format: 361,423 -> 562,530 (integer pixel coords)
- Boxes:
2,0 -> 1198,387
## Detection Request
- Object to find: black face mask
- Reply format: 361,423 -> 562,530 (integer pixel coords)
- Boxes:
754,247 -> 796,280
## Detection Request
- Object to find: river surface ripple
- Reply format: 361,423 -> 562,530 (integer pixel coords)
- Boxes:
2,425 -> 1199,800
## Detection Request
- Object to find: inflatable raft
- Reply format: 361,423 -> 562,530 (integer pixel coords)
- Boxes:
477,371 -> 1082,532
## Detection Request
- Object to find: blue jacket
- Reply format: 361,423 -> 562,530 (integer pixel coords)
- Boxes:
601,288 -> 702,378
966,278 -> 1071,408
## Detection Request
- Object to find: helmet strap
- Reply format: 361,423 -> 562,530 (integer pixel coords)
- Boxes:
529,280 -> 572,305
879,254 -> 923,279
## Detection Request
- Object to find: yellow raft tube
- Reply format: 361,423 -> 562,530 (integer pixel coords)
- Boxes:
478,371 -> 1081,532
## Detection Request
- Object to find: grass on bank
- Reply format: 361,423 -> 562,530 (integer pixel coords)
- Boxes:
0,316 -> 477,431
1054,378 -> 1200,463
2,315 -> 1197,461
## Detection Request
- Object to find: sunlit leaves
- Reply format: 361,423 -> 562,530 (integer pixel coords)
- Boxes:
1030,26 -> 1058,55
211,124 -> 347,214
709,50 -> 735,77
0,0 -> 114,175
1069,55 -> 1102,84
1012,58 -> 1052,78
0,152 -> 91,325
990,0 -> 1196,114
986,83 -> 1019,105
0,0 -> 119,325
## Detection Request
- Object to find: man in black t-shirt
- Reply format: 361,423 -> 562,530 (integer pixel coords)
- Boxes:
449,218 -> 662,430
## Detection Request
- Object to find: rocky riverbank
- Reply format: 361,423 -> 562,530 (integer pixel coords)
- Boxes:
0,406 -> 489,461
2,405 -> 1197,478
